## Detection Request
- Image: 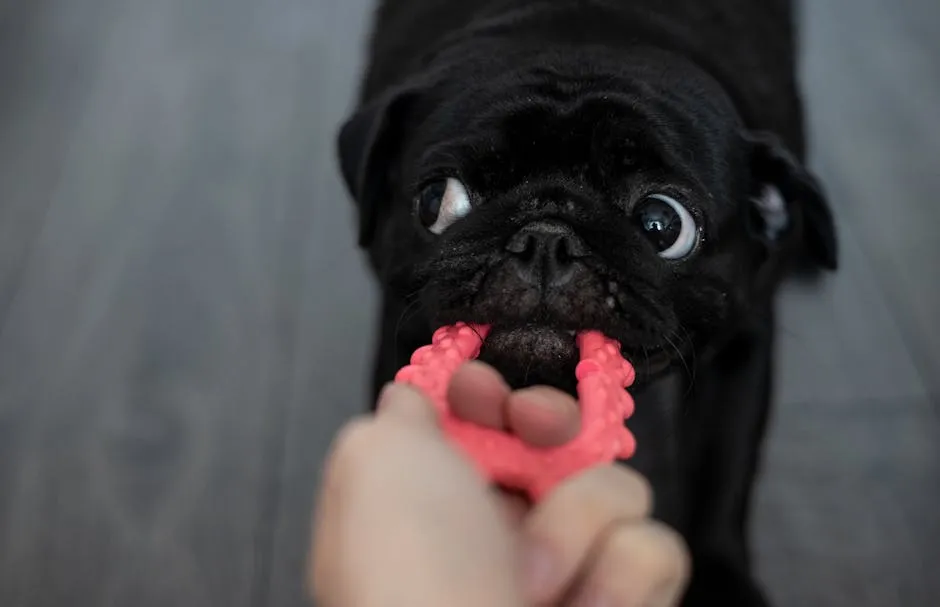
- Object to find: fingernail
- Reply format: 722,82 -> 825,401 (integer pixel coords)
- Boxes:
522,541 -> 558,601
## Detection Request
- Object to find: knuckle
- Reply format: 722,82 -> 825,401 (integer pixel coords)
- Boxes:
547,465 -> 654,525
645,521 -> 692,581
598,465 -> 653,516
621,467 -> 654,513
592,523 -> 690,604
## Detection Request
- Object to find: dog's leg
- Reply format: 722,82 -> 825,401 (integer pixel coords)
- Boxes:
678,311 -> 776,607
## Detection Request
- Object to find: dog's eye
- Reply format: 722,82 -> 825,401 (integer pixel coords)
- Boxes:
632,194 -> 698,259
416,178 -> 471,235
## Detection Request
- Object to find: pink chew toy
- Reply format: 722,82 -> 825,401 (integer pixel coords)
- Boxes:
393,323 -> 637,502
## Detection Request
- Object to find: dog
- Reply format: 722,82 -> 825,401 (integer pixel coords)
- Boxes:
336,0 -> 837,604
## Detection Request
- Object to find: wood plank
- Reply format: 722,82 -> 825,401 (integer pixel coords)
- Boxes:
754,398 -> 940,606
263,1 -> 379,605
774,219 -> 928,406
0,0 -> 319,603
0,0 -> 118,337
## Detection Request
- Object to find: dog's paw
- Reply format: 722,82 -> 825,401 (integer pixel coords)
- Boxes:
681,553 -> 772,607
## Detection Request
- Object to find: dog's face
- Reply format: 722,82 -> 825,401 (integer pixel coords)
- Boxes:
339,49 -> 836,391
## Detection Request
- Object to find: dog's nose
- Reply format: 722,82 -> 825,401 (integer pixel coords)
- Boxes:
505,220 -> 588,287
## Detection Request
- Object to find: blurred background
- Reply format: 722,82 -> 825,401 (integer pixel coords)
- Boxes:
0,0 -> 937,605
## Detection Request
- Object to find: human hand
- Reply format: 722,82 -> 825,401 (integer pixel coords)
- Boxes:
309,362 -> 690,606
449,362 -> 691,606
309,379 -> 524,606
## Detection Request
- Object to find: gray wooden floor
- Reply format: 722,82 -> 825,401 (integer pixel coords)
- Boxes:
0,0 -> 936,605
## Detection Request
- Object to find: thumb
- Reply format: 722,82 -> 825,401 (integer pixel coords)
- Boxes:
311,382 -> 525,607
375,382 -> 442,428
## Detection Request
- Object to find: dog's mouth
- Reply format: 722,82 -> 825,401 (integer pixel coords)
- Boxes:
476,325 -> 579,391
480,325 -> 579,364
473,323 -> 673,391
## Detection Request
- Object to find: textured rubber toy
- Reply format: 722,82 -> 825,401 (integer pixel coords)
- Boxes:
393,323 -> 637,501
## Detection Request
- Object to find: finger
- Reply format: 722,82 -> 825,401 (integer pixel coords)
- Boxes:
448,361 -> 511,429
309,415 -> 373,600
505,386 -> 580,447
310,410 -> 524,607
570,521 -> 690,607
310,411 -> 450,600
518,465 -> 653,603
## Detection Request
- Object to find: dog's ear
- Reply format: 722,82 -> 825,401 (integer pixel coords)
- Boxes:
337,85 -> 421,247
744,131 -> 838,270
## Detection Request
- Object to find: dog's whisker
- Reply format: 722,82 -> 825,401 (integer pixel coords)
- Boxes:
663,331 -> 692,385
672,324 -> 698,394
679,323 -> 698,392
393,289 -> 430,357
522,356 -> 534,386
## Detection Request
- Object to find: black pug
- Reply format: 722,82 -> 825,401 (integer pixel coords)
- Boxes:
336,0 -> 837,604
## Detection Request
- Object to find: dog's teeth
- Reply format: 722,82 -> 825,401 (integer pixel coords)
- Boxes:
606,296 -> 616,309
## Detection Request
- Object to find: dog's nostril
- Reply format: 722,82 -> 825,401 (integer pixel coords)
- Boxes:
554,235 -> 585,264
506,231 -> 536,257
560,233 -> 588,259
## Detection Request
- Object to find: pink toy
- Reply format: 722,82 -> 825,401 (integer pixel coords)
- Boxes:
393,323 -> 636,502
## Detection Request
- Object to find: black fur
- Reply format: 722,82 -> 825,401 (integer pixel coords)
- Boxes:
337,1 -> 838,604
